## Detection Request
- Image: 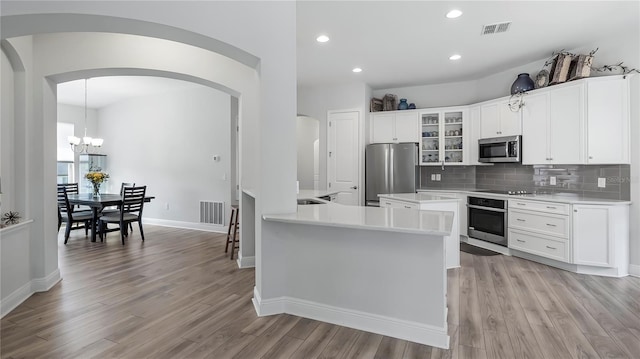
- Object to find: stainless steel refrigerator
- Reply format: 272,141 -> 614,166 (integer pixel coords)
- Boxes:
365,143 -> 419,206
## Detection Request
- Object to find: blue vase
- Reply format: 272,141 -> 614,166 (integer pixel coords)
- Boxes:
510,73 -> 535,94
398,98 -> 409,110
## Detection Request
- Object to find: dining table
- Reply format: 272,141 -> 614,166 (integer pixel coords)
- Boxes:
67,193 -> 155,242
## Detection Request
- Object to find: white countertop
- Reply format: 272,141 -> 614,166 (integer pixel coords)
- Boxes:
263,202 -> 454,236
379,192 -> 461,204
297,189 -> 340,199
418,189 -> 631,205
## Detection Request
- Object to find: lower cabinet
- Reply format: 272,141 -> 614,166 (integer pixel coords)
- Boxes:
572,204 -> 628,268
508,199 -> 570,262
508,199 -> 630,275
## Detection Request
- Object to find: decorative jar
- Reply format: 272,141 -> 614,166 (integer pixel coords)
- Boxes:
398,98 -> 409,110
510,73 -> 535,94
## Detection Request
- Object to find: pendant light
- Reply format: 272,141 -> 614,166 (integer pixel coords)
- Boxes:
68,78 -> 104,153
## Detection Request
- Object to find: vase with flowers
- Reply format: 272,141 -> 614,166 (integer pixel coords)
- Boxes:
85,171 -> 109,197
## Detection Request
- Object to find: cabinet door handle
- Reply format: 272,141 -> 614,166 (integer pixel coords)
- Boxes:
589,156 -> 593,159
546,246 -> 557,250
546,206 -> 556,209
546,223 -> 557,227
516,218 -> 526,222
517,239 -> 526,243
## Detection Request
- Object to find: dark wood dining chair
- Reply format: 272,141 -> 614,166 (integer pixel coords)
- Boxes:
57,187 -> 94,244
102,182 -> 136,231
98,185 -> 147,245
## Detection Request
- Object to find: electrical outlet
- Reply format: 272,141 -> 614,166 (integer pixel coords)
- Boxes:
431,174 -> 436,181
435,174 -> 441,181
598,177 -> 606,188
550,176 -> 556,185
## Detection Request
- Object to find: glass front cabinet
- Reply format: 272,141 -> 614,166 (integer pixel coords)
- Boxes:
420,107 -> 468,165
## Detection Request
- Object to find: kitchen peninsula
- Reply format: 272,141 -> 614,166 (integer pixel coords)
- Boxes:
257,201 -> 455,348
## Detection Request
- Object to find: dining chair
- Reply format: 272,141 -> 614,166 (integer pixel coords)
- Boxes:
98,185 -> 147,245
57,187 -> 94,244
102,182 -> 136,231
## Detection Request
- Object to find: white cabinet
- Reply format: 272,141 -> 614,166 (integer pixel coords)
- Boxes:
508,199 -> 570,262
480,98 -> 521,138
572,204 -> 628,269
467,105 -> 484,165
522,82 -> 584,164
519,75 -> 629,165
586,76 -> 630,164
370,111 -> 419,143
420,107 -> 468,165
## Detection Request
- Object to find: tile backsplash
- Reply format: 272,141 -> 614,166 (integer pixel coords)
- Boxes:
421,164 -> 630,200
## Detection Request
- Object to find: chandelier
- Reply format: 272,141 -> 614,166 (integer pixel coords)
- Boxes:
68,79 -> 104,153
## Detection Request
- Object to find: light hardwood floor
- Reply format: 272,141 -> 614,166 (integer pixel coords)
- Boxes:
2,226 -> 640,358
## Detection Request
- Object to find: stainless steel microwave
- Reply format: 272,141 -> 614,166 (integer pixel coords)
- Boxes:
478,135 -> 521,163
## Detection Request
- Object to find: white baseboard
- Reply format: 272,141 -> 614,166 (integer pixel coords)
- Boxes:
236,255 -> 255,269
144,218 -> 226,233
1,281 -> 32,318
630,264 -> 640,277
252,287 -> 449,349
1,268 -> 61,318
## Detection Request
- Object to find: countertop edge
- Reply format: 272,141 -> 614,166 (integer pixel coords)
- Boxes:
378,194 -> 461,204
262,214 -> 452,236
417,189 -> 631,205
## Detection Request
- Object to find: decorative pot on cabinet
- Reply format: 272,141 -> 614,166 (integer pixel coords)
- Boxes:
510,73 -> 535,94
398,98 -> 409,110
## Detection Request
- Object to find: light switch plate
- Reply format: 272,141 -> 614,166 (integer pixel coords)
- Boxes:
598,177 -> 606,188
431,174 -> 436,181
550,176 -> 556,185
435,174 -> 441,181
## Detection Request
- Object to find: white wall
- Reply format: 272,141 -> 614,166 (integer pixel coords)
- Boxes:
372,80 -> 479,109
98,85 -> 232,225
297,82 -> 369,190
1,49 -> 15,212
57,103 -> 99,180
296,116 -> 319,190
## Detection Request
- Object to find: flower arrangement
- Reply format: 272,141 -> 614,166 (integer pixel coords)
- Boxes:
86,171 -> 109,196
1,211 -> 21,227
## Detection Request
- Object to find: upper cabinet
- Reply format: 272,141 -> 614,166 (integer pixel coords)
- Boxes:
522,82 -> 584,164
586,76 -> 630,164
419,107 -> 468,166
370,111 -> 419,143
479,98 -> 521,138
521,75 -> 629,165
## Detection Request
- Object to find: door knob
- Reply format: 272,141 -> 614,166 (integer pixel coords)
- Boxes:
350,186 -> 358,190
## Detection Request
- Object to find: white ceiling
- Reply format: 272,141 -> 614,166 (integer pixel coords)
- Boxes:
57,1 -> 639,106
296,1 -> 639,89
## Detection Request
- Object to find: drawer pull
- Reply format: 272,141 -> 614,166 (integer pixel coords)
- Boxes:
516,203 -> 526,206
546,246 -> 557,250
546,206 -> 557,209
516,239 -> 526,243
385,202 -> 391,206
404,205 -> 412,209
516,219 -> 526,222
546,223 -> 557,227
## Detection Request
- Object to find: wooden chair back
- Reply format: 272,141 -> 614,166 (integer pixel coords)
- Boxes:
122,186 -> 147,216
120,182 -> 135,196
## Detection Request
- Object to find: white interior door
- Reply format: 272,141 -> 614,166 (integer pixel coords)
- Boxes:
328,110 -> 360,205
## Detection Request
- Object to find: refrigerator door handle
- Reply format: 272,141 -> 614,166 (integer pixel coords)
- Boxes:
389,146 -> 394,191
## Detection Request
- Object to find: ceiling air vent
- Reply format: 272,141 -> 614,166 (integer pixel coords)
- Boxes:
481,21 -> 511,35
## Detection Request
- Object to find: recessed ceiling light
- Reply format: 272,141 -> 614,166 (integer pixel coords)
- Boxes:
352,67 -> 362,73
446,9 -> 463,19
449,54 -> 461,60
316,35 -> 330,43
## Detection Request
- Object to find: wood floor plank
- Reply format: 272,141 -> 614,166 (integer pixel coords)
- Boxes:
458,345 -> 487,359
317,326 -> 361,359
483,330 -> 516,359
2,226 -> 639,359
373,336 -> 407,359
290,322 -> 339,359
546,311 -> 600,359
345,331 -> 384,359
261,335 -> 304,359
584,333 -> 630,359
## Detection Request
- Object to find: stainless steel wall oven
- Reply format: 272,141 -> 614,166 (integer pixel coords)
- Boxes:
467,196 -> 508,247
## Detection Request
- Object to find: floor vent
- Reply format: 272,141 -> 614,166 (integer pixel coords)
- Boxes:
481,21 -> 511,35
200,201 -> 224,225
